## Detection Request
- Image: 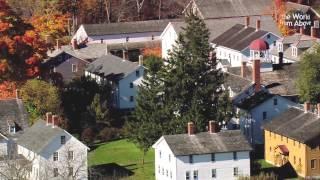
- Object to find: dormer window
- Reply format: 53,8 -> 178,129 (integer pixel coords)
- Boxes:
278,43 -> 283,52
9,125 -> 15,134
292,47 -> 298,57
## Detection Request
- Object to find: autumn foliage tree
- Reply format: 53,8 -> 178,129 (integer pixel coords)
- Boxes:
273,0 -> 295,36
0,0 -> 47,99
30,12 -> 70,43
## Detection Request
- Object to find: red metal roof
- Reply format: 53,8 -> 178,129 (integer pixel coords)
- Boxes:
249,39 -> 269,51
278,145 -> 289,156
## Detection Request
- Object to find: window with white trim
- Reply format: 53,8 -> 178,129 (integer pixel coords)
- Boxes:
186,171 -> 190,180
193,170 -> 198,180
53,152 -> 58,161
72,64 -> 78,72
53,168 -> 58,177
233,167 -> 239,176
212,169 -> 216,178
68,151 -> 74,160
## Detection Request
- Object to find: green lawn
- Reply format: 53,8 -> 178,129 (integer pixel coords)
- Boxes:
256,159 -> 274,169
89,139 -> 155,180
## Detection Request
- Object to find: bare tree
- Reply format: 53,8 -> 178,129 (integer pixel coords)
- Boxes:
0,147 -> 34,179
39,142 -> 88,180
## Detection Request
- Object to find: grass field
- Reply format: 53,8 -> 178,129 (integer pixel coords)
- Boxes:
89,139 -> 155,180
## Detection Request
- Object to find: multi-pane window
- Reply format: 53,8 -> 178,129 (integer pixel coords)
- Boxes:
159,150 -> 161,159
311,159 -> 317,169
186,171 -> 190,180
166,170 -> 168,177
211,153 -> 215,162
274,99 -> 278,105
170,171 -> 172,179
263,112 -> 267,120
53,152 -> 58,161
212,169 -> 216,178
61,136 -> 66,144
72,64 -> 77,73
158,166 -> 160,173
169,154 -> 171,162
68,151 -> 74,160
53,168 -> 58,177
233,167 -> 239,176
233,152 -> 237,160
130,96 -> 134,102
189,155 -> 193,164
68,167 -> 73,176
130,82 -> 133,88
136,70 -> 140,77
162,168 -> 164,175
193,170 -> 198,180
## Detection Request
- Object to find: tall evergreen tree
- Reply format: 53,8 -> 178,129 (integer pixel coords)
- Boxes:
164,12 -> 225,132
126,56 -> 171,164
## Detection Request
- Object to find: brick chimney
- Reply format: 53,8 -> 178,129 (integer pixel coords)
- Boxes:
139,55 -> 143,66
304,102 -> 311,113
52,115 -> 59,128
300,26 -> 305,35
72,39 -> 78,50
187,122 -> 195,136
245,16 -> 250,28
252,59 -> 261,92
256,19 -> 261,31
311,27 -> 317,38
209,121 -> 218,134
46,112 -> 53,125
317,103 -> 320,117
56,39 -> 61,50
241,61 -> 247,78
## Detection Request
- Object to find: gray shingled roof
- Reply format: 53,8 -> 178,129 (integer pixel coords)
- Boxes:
286,2 -> 311,13
224,72 -> 252,95
47,43 -> 108,61
226,63 -> 299,96
263,107 -> 320,146
212,24 -> 269,51
83,19 -> 179,36
0,99 -> 28,136
170,16 -> 280,42
193,0 -> 272,19
235,91 -> 274,110
163,130 -> 252,156
86,54 -> 141,78
16,120 -> 65,154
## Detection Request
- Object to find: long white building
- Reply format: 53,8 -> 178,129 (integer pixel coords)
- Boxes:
152,121 -> 252,180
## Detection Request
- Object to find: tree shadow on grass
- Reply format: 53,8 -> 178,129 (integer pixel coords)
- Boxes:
90,163 -> 134,178
259,162 -> 298,179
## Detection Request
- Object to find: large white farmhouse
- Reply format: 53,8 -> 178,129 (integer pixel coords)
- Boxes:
85,54 -> 144,109
16,113 -> 89,179
161,16 -> 280,60
152,121 -> 252,180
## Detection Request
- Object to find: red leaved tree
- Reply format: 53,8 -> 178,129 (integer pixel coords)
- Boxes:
0,0 -> 47,99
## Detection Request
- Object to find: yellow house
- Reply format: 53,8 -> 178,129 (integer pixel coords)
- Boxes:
263,104 -> 320,178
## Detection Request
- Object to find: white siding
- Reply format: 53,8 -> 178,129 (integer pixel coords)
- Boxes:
153,138 -> 251,180
154,138 -> 177,180
216,47 -> 243,67
161,24 -> 178,59
176,152 -> 250,180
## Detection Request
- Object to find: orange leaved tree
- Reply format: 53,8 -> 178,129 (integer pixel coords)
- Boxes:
0,0 -> 47,99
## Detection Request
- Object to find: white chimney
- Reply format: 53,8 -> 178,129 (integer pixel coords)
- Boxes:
139,55 -> 143,66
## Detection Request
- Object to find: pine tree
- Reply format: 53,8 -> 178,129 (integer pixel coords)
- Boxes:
164,12 -> 225,132
125,56 -> 171,164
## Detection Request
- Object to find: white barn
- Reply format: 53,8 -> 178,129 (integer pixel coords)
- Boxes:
152,122 -> 252,180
